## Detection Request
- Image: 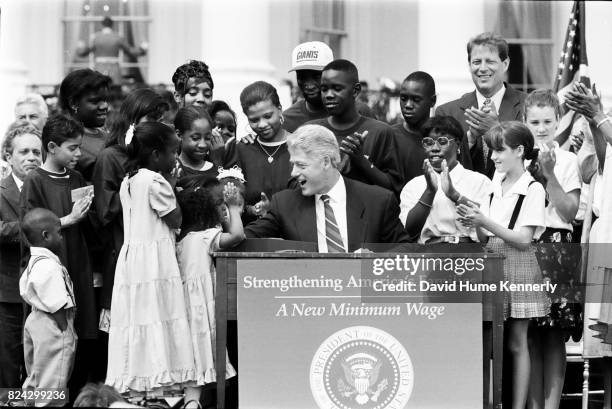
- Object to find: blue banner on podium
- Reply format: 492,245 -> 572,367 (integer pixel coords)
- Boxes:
237,258 -> 483,409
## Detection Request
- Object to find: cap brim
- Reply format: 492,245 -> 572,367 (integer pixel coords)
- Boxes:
288,64 -> 325,73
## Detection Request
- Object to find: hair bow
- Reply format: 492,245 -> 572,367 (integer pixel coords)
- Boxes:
125,123 -> 135,145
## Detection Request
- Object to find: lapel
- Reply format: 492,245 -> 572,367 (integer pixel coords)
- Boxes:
0,175 -> 21,217
498,83 -> 523,121
344,178 -> 366,251
459,91 -> 478,111
295,193 -> 318,244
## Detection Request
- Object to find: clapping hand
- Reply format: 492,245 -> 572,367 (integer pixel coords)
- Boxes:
340,131 -> 368,158
565,82 -> 603,120
423,159 -> 438,192
456,202 -> 485,228
569,131 -> 585,152
465,106 -> 499,137
537,142 -> 556,180
440,159 -> 460,201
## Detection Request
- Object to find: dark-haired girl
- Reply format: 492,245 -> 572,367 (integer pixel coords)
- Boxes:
91,89 -> 169,315
458,121 -> 549,409
59,69 -> 111,182
209,100 -> 237,143
225,81 -> 293,221
174,106 -> 218,189
175,182 -> 244,406
171,60 -> 214,110
106,122 -> 196,395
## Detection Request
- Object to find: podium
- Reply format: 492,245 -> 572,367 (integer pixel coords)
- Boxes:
214,241 -> 505,408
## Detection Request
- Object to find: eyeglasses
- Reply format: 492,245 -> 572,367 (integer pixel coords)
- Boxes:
422,136 -> 452,147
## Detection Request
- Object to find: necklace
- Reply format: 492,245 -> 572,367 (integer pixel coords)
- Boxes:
257,139 -> 284,163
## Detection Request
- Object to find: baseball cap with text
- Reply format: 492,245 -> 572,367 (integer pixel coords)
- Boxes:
289,41 -> 334,72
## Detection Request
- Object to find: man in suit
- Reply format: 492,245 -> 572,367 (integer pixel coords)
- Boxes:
245,124 -> 409,251
0,125 -> 42,393
436,32 -> 526,178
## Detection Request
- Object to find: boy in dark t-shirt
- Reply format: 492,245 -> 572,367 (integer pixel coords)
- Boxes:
306,59 -> 402,195
391,71 -> 437,187
283,41 -> 376,133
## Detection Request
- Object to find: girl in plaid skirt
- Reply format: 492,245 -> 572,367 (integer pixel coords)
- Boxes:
458,121 -> 549,409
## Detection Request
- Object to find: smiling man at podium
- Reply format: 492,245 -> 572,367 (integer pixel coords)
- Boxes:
244,124 -> 409,252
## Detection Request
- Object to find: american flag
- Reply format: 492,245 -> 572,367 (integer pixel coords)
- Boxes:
554,1 -> 590,146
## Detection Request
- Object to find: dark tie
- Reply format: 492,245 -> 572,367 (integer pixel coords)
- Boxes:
320,194 -> 345,253
481,98 -> 492,166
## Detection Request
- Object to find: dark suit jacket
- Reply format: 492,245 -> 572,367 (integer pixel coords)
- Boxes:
0,175 -> 23,303
436,83 -> 526,178
245,177 -> 410,251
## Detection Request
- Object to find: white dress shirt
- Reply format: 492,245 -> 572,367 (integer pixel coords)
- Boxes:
20,247 -> 75,313
12,173 -> 23,191
399,163 -> 493,243
484,171 -> 546,239
315,176 -> 348,252
475,83 -> 506,112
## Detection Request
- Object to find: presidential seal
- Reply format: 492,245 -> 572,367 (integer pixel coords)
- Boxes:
310,326 -> 413,409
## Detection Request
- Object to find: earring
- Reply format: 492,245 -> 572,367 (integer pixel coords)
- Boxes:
280,114 -> 285,125
457,147 -> 461,156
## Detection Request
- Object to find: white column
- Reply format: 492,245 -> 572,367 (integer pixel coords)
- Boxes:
201,0 -> 277,137
0,1 -> 30,137
418,0 -> 486,106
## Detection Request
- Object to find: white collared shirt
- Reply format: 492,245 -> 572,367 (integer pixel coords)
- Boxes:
315,176 -> 348,252
20,247 -> 75,313
483,171 -> 546,239
12,173 -> 23,191
475,83 -> 506,112
399,163 -> 493,243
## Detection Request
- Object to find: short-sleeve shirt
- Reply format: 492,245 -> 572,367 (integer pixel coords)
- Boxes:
20,246 -> 75,313
149,172 -> 177,217
483,171 -> 546,239
544,146 -> 581,230
399,163 -> 493,243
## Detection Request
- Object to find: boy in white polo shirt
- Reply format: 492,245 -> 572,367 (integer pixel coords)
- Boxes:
20,208 -> 76,403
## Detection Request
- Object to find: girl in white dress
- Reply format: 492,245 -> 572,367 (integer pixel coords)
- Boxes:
106,122 -> 197,397
175,179 -> 245,407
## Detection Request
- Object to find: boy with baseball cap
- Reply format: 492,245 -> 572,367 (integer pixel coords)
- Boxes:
283,41 -> 375,132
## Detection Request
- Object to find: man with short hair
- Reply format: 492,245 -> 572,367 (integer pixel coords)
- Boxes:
436,32 -> 526,178
306,59 -> 402,195
0,125 -> 42,396
283,41 -> 376,133
244,124 -> 409,251
14,93 -> 48,131
392,71 -> 436,186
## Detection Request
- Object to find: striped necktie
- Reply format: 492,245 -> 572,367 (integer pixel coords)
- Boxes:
481,98 -> 493,166
320,194 -> 345,253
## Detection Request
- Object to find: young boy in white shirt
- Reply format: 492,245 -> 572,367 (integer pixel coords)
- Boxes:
20,208 -> 76,405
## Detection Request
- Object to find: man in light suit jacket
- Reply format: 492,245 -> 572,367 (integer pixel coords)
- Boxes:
245,124 -> 409,251
436,32 -> 526,178
0,125 -> 42,392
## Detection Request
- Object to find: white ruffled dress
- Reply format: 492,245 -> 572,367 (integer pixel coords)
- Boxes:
176,228 -> 236,384
106,168 -> 196,393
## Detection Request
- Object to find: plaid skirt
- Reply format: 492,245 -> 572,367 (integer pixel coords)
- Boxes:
487,237 -> 550,319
